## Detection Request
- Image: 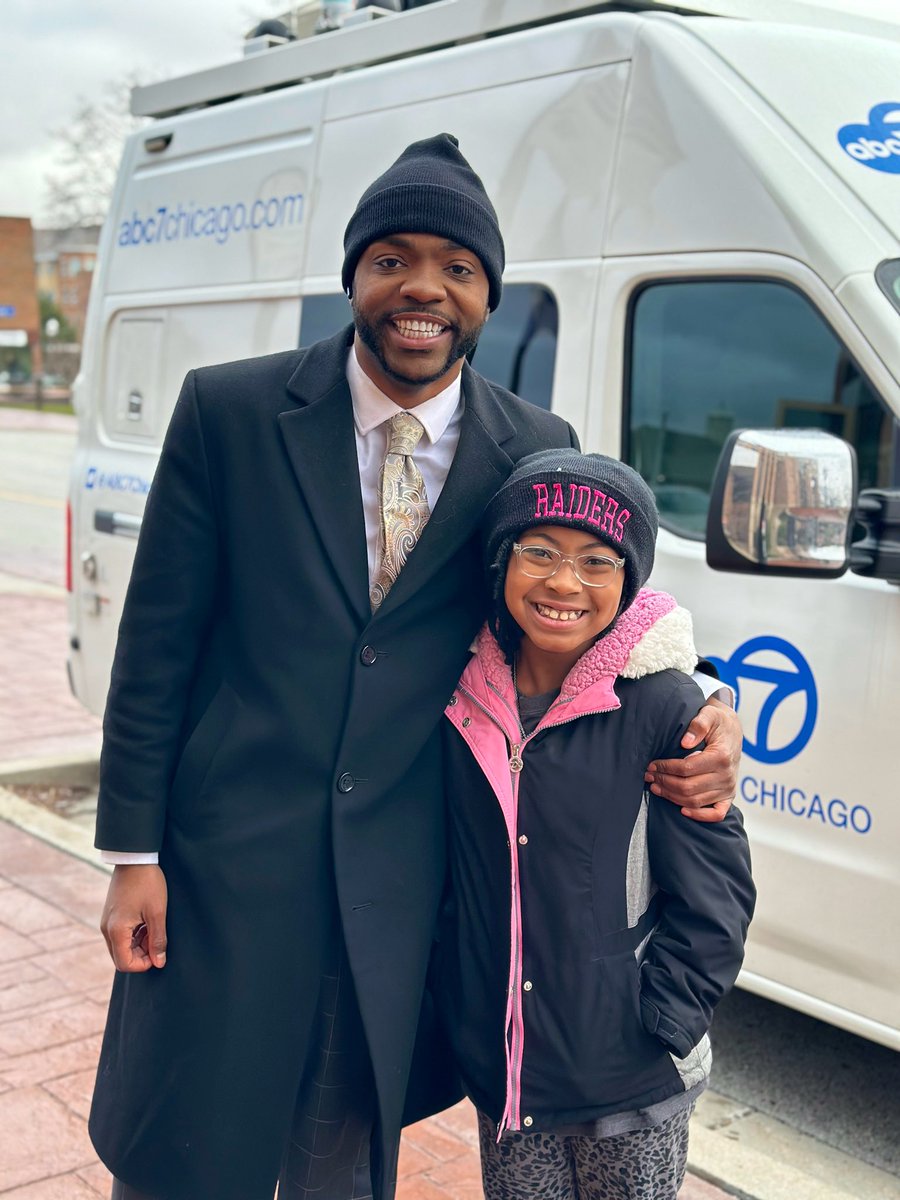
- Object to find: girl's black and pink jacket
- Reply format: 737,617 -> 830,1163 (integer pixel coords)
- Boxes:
440,590 -> 755,1135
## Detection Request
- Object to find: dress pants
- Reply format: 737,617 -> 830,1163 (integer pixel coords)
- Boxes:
112,927 -> 378,1200
276,930 -> 378,1199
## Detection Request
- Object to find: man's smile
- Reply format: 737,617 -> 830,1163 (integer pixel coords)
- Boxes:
387,311 -> 452,346
386,309 -> 453,348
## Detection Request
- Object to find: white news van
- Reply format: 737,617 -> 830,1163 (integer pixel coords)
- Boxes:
68,0 -> 900,1050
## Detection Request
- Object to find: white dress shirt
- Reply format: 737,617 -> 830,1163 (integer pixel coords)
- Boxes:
101,348 -> 729,865
347,344 -> 463,577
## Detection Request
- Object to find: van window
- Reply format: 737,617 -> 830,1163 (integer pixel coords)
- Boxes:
298,283 -> 558,410
625,280 -> 899,538
299,293 -> 353,349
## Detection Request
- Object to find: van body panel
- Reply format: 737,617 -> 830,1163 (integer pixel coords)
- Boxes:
70,6 -> 900,1050
651,524 -> 899,1041
837,272 -> 900,400
322,13 -> 637,122
606,21 -> 892,286
105,90 -> 326,294
688,19 -> 900,244
309,63 -> 629,276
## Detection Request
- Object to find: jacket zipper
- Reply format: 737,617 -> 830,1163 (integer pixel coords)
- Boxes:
455,682 -> 618,1136
457,683 -> 528,1132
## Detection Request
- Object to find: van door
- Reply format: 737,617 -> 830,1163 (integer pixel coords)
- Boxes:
71,311 -> 165,714
591,252 -> 900,1048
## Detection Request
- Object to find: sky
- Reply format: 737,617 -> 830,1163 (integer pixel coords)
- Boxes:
2,0 -> 899,226
0,0 -> 278,222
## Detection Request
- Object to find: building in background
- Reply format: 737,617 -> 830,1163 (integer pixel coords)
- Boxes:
0,217 -> 42,382
34,225 -> 101,343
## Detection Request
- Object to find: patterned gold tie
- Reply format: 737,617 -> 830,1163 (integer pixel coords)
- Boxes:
370,412 -> 431,610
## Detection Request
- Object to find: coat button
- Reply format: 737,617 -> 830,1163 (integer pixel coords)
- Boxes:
448,695 -> 458,706
518,834 -> 528,845
523,980 -> 533,991
337,772 -> 355,793
523,1116 -> 533,1127
462,717 -> 471,727
360,645 -> 377,666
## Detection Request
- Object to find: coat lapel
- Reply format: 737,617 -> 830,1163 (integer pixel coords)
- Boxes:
277,327 -> 371,624
373,364 -> 516,617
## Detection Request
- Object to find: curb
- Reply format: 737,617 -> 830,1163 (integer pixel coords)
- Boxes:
0,783 -> 108,873
689,1091 -> 900,1200
0,751 -> 104,871
0,750 -> 99,788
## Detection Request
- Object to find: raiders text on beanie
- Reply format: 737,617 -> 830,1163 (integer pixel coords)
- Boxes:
482,449 -> 660,660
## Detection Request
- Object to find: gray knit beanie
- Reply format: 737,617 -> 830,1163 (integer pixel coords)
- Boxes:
482,450 -> 660,661
342,133 -> 505,311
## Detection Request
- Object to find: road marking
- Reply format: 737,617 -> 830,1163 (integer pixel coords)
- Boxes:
0,489 -> 64,509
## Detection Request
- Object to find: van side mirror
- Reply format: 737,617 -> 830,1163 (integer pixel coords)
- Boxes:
706,429 -> 856,579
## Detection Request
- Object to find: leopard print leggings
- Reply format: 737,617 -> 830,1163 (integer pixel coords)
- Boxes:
477,1106 -> 693,1200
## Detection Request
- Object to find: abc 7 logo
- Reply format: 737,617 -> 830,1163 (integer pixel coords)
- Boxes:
707,637 -> 817,766
839,102 -> 900,174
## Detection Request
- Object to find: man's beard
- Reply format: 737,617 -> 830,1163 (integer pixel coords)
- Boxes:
351,301 -> 485,388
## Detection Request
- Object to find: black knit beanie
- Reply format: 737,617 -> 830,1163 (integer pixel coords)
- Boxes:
342,133 -> 505,311
482,450 -> 660,662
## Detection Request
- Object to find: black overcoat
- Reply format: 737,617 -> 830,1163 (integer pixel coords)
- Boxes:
89,325 -> 577,1200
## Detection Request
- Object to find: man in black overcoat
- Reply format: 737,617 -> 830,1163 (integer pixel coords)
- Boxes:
90,135 -> 741,1200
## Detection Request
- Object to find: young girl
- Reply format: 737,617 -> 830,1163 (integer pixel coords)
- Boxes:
440,449 -> 755,1200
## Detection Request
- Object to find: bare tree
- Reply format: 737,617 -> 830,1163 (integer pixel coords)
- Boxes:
43,75 -> 147,229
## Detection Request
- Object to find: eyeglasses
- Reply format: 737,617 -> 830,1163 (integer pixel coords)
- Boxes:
511,543 -> 625,588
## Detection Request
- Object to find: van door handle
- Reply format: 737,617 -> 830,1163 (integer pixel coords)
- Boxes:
94,510 -> 142,539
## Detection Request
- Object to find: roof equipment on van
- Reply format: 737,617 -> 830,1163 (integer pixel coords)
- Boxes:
143,133 -> 173,154
132,0 -> 900,119
244,18 -> 298,55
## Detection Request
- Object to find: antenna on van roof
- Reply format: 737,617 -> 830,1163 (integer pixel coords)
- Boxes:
244,18 -> 297,56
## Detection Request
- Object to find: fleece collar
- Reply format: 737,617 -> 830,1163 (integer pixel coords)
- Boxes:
462,589 -> 698,711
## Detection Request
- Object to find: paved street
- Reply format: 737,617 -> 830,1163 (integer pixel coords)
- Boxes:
0,408 -> 101,768
0,407 -> 75,588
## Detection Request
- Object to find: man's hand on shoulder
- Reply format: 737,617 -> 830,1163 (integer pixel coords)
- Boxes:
101,864 -> 168,971
645,698 -> 742,823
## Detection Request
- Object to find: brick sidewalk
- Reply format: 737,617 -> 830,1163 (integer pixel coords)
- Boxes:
0,587 -> 101,767
0,820 -> 729,1199
0,820 -> 110,1196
